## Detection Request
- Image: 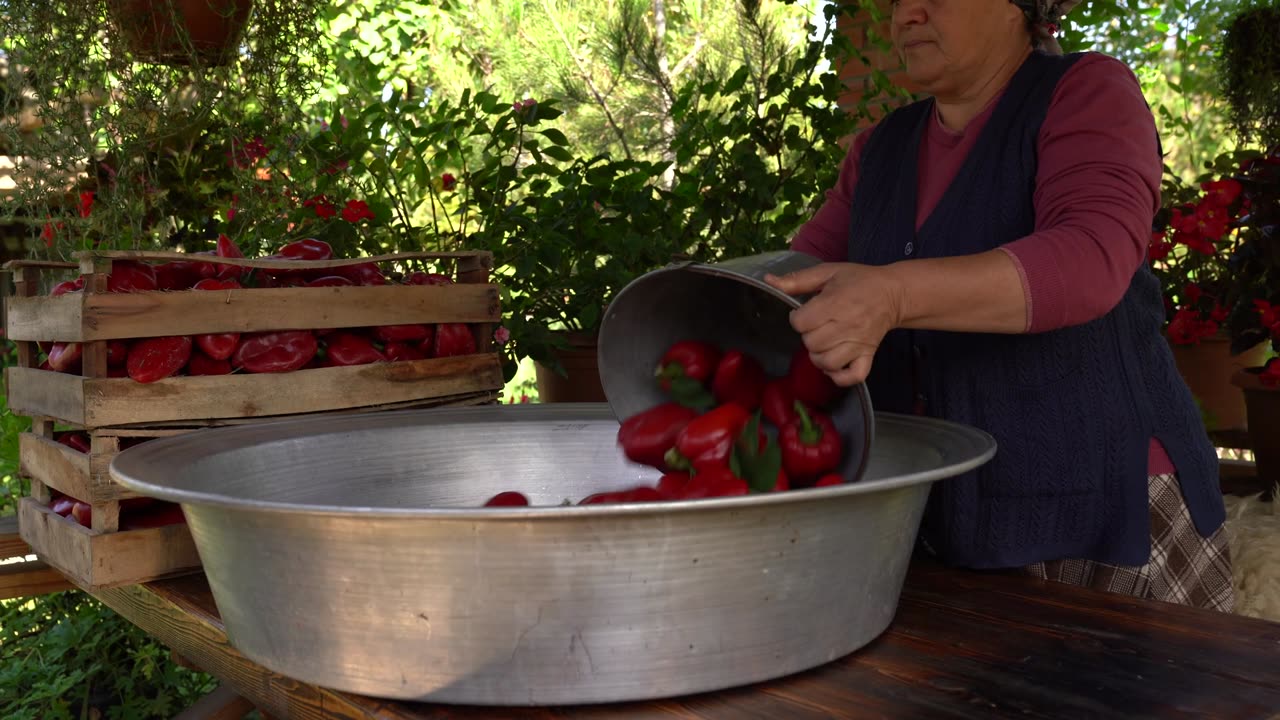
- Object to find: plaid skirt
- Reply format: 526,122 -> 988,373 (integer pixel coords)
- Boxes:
1023,472 -> 1235,613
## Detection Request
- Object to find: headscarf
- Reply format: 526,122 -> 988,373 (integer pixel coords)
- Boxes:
1011,0 -> 1081,55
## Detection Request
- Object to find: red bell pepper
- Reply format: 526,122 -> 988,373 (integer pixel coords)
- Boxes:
307,275 -> 355,287
320,332 -> 386,367
761,377 -> 800,428
374,324 -> 432,343
616,402 -> 699,471
432,323 -> 476,357
50,497 -> 75,517
656,472 -> 692,499
655,340 -> 720,392
772,470 -> 790,492
335,262 -> 388,286
484,491 -> 530,507
105,260 -> 158,293
383,341 -> 427,363
190,250 -> 219,280
404,271 -> 453,285
126,336 -> 193,383
788,346 -> 840,409
46,342 -> 82,373
188,350 -> 233,376
191,278 -> 242,359
70,501 -> 92,528
107,340 -> 129,368
50,278 -> 84,296
579,486 -> 666,505
779,403 -> 843,482
153,261 -> 200,290
682,466 -> 750,499
664,403 -> 751,471
56,432 -> 92,454
231,331 -> 318,373
196,333 -> 240,361
814,473 -> 844,487
278,238 -> 333,261
711,349 -> 767,411
215,233 -> 247,281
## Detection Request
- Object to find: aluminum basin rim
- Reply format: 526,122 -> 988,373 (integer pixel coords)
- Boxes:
108,411 -> 996,521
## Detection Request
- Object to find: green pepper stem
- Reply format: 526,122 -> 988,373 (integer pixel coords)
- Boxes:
793,401 -> 821,445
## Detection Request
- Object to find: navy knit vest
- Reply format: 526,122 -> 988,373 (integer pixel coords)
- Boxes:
848,50 -> 1224,568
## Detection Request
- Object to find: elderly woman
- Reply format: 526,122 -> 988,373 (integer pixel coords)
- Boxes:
768,0 -> 1234,611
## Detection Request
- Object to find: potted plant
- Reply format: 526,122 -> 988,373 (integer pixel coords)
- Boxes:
105,0 -> 255,67
1216,2 -> 1280,483
1151,164 -> 1272,432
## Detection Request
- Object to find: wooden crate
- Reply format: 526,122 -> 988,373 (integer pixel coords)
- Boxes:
16,496 -> 201,591
3,250 -> 505,428
5,248 -> 507,589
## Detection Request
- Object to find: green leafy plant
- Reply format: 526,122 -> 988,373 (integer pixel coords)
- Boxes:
0,592 -> 216,719
1217,2 -> 1280,151
0,0 -> 334,259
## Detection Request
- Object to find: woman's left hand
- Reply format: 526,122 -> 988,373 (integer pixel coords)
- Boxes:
764,262 -> 905,387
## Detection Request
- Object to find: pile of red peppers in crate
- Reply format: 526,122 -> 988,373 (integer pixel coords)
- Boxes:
48,432 -> 187,530
482,340 -> 851,507
38,236 -> 477,382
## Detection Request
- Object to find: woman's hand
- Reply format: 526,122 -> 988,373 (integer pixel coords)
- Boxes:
764,263 -> 906,387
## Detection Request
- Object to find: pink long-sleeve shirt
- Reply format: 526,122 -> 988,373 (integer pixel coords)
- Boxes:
792,52 -> 1177,475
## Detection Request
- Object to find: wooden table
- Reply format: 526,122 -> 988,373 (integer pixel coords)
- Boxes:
92,558 -> 1280,719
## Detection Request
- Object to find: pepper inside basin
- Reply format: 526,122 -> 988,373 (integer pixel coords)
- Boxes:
109,403 -> 995,706
596,250 -> 875,483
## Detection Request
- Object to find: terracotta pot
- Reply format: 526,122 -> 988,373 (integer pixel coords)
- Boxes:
1167,333 -> 1270,432
1231,367 -> 1280,485
535,332 -> 608,403
107,0 -> 254,66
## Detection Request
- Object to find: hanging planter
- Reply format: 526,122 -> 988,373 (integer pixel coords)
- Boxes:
1231,362 -> 1280,485
106,0 -> 254,66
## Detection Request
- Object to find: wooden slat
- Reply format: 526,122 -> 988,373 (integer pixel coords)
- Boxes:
18,497 -> 201,591
6,354 -> 502,428
0,515 -> 33,560
0,559 -> 74,600
72,248 -> 491,270
103,390 -> 498,430
5,283 -> 500,342
84,353 -> 504,428
172,685 -> 255,720
2,293 -> 82,341
18,432 -> 136,503
6,366 -> 87,425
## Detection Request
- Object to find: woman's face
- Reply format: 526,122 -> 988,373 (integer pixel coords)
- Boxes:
891,0 -> 1028,96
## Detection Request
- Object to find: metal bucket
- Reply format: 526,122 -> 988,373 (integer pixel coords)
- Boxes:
110,403 -> 995,705
597,250 -> 875,483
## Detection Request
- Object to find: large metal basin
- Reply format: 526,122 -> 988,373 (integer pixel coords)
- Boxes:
110,403 -> 995,705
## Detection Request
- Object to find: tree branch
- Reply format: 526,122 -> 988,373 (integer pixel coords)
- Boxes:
539,0 -> 633,160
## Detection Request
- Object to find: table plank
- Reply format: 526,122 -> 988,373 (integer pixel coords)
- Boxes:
92,561 -> 1280,719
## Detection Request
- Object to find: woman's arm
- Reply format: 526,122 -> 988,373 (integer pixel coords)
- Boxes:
998,52 -> 1163,332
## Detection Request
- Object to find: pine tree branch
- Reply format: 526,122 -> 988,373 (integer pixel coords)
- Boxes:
539,0 -> 633,160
